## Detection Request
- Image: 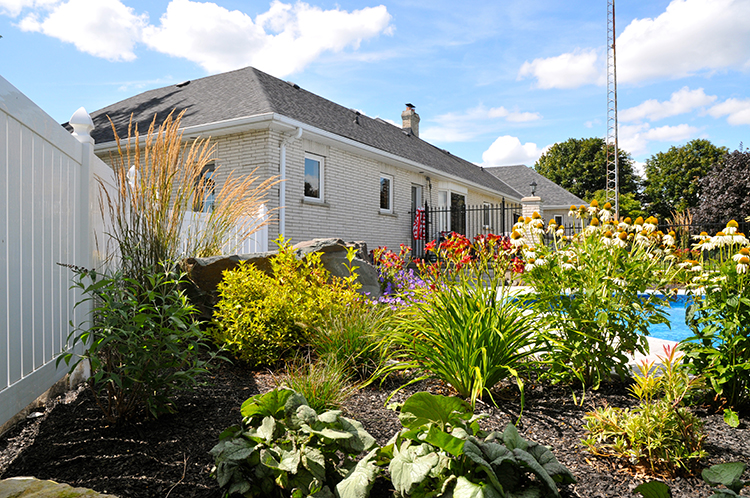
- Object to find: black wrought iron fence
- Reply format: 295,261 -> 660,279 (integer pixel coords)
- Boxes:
409,203 -> 522,259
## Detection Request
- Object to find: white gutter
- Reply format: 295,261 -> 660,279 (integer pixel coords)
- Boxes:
279,127 -> 303,236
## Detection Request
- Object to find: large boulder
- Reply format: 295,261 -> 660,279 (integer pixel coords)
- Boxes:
185,239 -> 381,310
0,477 -> 117,497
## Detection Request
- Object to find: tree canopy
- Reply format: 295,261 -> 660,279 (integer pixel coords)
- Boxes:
533,137 -> 640,202
643,139 -> 728,221
693,147 -> 750,226
589,190 -> 646,221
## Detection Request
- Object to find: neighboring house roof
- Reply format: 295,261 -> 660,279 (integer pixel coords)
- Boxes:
484,165 -> 586,208
81,66 -> 521,201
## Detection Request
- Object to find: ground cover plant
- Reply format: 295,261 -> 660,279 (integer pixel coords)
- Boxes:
518,204 -> 677,390
211,388 -> 376,498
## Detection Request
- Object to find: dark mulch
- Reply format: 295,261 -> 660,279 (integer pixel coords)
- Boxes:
1,363 -> 748,498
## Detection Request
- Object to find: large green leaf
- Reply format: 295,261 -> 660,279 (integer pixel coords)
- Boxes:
398,392 -> 472,431
336,448 -> 379,498
241,388 -> 296,420
633,480 -> 672,498
453,476 -> 503,498
389,441 -> 440,496
702,462 -> 748,492
425,425 -> 466,457
301,445 -> 326,483
526,443 -> 576,484
511,448 -> 560,497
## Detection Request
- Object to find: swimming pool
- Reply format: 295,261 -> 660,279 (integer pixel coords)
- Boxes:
647,294 -> 695,343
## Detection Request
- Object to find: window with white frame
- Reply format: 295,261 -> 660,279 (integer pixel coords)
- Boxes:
380,174 -> 393,213
483,202 -> 492,229
193,161 -> 216,212
304,154 -> 324,200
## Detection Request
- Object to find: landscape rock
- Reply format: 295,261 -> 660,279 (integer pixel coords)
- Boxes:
185,238 -> 381,300
0,477 -> 117,497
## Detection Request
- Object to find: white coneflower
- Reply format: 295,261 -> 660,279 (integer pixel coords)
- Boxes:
587,199 -> 599,216
737,255 -> 750,274
618,217 -> 632,231
525,257 -> 537,272
561,259 -> 576,270
612,277 -> 627,287
568,205 -> 577,217
633,216 -> 645,232
644,216 -> 658,233
730,232 -> 749,246
523,247 -> 537,260
663,231 -> 676,247
510,230 -> 525,247
733,247 -> 750,262
635,229 -> 651,246
725,220 -> 739,234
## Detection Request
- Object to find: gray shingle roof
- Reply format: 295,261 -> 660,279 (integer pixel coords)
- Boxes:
484,165 -> 586,207
82,66 -> 520,200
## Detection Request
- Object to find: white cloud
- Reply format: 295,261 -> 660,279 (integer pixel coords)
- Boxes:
517,0 -> 750,89
708,98 -> 750,125
421,105 -> 541,143
517,49 -> 603,89
621,87 -> 717,122
0,0 -> 55,17
480,136 -> 548,166
619,122 -> 698,156
17,0 -> 147,61
142,0 -> 392,75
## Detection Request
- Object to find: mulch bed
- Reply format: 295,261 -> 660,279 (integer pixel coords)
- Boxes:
1,363 -> 748,497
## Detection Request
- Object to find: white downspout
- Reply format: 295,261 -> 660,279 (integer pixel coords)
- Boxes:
279,127 -> 303,237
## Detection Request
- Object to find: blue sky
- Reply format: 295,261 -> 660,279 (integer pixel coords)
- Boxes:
2,0 -> 749,174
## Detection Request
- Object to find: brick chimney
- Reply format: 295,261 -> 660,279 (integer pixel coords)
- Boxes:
401,103 -> 420,138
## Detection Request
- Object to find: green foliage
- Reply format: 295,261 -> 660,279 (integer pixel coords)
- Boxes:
643,139 -> 728,221
582,344 -> 706,476
702,462 -> 750,498
694,148 -> 750,226
276,359 -> 355,413
58,264 -> 220,422
533,137 -> 640,201
681,221 -> 750,410
210,236 -> 361,367
336,392 -> 576,498
211,388 -> 376,498
520,205 -> 676,389
312,301 -> 392,382
634,462 -> 750,498
589,189 -> 647,221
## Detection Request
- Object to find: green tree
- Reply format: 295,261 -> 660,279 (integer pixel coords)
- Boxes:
643,139 -> 728,221
693,147 -> 750,226
534,137 -> 640,202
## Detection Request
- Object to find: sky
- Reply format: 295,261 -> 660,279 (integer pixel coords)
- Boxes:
2,0 -> 750,176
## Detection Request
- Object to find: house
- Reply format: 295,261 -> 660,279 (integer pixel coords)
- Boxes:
84,66 -> 527,253
484,165 -> 587,228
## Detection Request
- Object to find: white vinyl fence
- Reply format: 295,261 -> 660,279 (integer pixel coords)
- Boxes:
0,75 -> 112,431
179,205 -> 269,256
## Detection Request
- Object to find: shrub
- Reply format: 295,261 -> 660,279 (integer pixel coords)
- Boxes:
275,359 -> 355,412
377,233 -> 541,410
682,219 -> 750,411
336,392 -> 576,498
519,204 -> 677,389
58,264 -> 221,422
210,388 -> 376,498
582,344 -> 706,476
210,237 -> 361,367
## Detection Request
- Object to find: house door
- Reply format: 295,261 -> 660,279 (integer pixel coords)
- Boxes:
450,192 -> 466,235
411,184 -> 423,213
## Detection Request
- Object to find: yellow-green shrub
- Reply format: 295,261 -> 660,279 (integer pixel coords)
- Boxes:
210,238 -> 360,366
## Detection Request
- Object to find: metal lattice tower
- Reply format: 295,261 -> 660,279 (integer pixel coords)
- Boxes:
606,0 -> 619,218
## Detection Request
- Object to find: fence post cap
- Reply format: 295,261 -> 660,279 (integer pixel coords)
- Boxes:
69,107 -> 94,144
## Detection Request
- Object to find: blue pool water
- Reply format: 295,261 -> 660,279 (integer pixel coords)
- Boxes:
646,294 -> 695,343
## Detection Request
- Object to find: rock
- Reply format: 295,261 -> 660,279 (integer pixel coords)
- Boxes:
185,238 -> 381,299
0,477 -> 117,497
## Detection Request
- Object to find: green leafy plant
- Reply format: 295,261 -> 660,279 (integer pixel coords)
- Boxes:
519,204 -> 677,390
312,301 -> 392,382
210,388 -> 376,498
336,392 -> 576,498
682,220 -> 750,410
377,233 -> 541,410
210,236 -> 361,366
58,264 -> 221,422
582,344 -> 706,476
633,462 -> 750,498
275,359 -> 356,413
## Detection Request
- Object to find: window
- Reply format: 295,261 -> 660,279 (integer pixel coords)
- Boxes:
304,154 -> 324,200
380,174 -> 393,213
411,184 -> 423,213
554,215 -> 563,226
194,162 -> 216,212
483,202 -> 492,229
437,189 -> 466,234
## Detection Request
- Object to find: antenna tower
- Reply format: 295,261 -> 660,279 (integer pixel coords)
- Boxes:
606,0 -> 619,217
